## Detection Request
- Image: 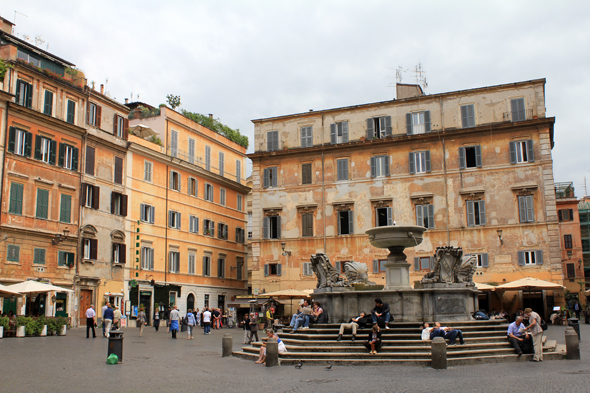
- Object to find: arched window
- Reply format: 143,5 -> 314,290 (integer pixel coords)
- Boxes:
187,293 -> 195,311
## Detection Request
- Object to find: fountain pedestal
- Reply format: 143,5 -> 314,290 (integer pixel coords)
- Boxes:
384,246 -> 412,290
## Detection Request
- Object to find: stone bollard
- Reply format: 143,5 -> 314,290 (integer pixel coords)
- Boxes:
431,337 -> 447,369
222,333 -> 233,357
565,326 -> 580,360
266,337 -> 279,367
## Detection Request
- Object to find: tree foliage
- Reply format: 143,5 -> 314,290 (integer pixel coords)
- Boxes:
166,94 -> 181,110
181,110 -> 249,149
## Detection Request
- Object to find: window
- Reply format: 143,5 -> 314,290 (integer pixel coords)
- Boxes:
375,207 -> 393,227
264,263 -> 282,276
466,200 -> 486,227
518,250 -> 543,266
511,98 -> 526,122
302,213 -> 314,237
169,170 -> 181,191
564,234 -> 573,250
15,80 -> 32,108
248,212 -> 253,239
583,239 -> 590,253
472,253 -> 489,268
236,160 -> 241,183
169,251 -> 180,273
416,204 -> 434,229
88,103 -> 102,127
59,143 -> 79,171
237,195 -> 243,211
367,116 -> 392,139
188,138 -> 195,164
66,99 -> 76,124
36,189 -> 49,219
83,238 -> 98,260
144,161 -> 153,182
7,245 -> 20,262
567,263 -> 576,279
203,255 -> 211,276
8,127 -> 32,157
372,259 -> 387,273
459,146 -> 482,169
114,157 -> 123,184
330,122 -> 349,144
509,140 -> 534,164
371,155 -> 390,178
267,131 -> 279,151
302,262 -> 313,276
338,210 -> 353,235
302,163 -> 312,185
204,184 -> 214,202
9,183 -> 23,215
336,159 -> 348,181
219,152 -> 225,176
236,257 -> 244,280
204,294 -> 210,308
141,247 -> 154,270
414,257 -> 433,271
406,111 -> 431,134
203,219 -> 215,236
409,151 -> 431,174
301,126 -> 313,147
188,177 -> 198,197
217,223 -> 229,240
170,130 -> 178,157
518,195 -> 535,223
189,215 -> 199,233
218,257 -> 225,278
33,248 -> 46,265
112,243 -> 126,264
114,115 -> 126,138
82,183 -> 100,209
85,146 -> 95,175
44,90 -> 54,116
60,194 -> 72,223
263,167 -> 278,188
461,105 -> 475,128
205,145 -> 211,171
235,227 -> 245,243
58,251 -> 75,267
558,209 -> 573,222
263,215 -> 281,239
17,49 -> 40,66
220,188 -> 226,206
111,192 -> 128,216
188,252 -> 196,275
140,204 -> 155,224
168,211 -> 181,229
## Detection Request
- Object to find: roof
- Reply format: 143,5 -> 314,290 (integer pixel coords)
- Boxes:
0,30 -> 74,66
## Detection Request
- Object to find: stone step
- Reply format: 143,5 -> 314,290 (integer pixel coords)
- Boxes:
282,325 -> 508,334
278,331 -> 507,341
543,339 -> 557,352
312,320 -> 508,328
251,341 -> 512,351
277,336 -> 511,346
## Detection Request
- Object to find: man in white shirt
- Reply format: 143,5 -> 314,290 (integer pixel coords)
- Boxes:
421,322 -> 433,340
203,308 -> 212,335
85,304 -> 97,339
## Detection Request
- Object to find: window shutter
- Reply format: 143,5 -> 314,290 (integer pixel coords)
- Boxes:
90,239 -> 98,260
509,141 -> 517,164
81,184 -> 87,207
465,201 -> 475,227
468,105 -> 475,127
424,111 -> 431,132
86,102 -> 90,125
348,210 -> 353,234
427,204 -> 434,229
569,209 -> 573,221
49,140 -> 57,165
263,216 -> 269,239
342,121 -> 349,142
416,205 -> 423,226
177,213 -> 181,229
425,151 -> 431,172
461,105 -> 468,128
92,186 -> 100,209
475,145 -> 482,167
335,261 -> 341,273
110,192 -> 116,214
264,264 -> 269,277
263,168 -> 269,188
518,251 -> 525,266
8,127 -> 15,153
384,116 -> 392,136
24,132 -> 32,157
409,152 -> 415,174
459,147 -> 466,169
169,171 -> 174,189
97,106 -> 102,128
479,201 -> 486,225
123,119 -> 129,139
26,84 -> 32,108
406,113 -> 412,134
15,80 -> 21,104
113,114 -> 118,134
429,256 -> 434,270
86,146 -> 95,175
277,216 -> 282,238
71,147 -> 78,171
387,207 -> 393,226
120,244 -> 126,264
177,173 -> 181,192
330,123 -> 337,144
114,157 -> 123,184
384,156 -> 390,176
558,210 -> 563,221
526,139 -> 534,162
366,118 -> 374,139
518,196 -> 526,223
370,157 -> 376,178
34,135 -> 42,160
271,167 -> 278,187
535,250 -> 543,265
150,206 -> 155,224
482,253 -> 489,268
300,127 -> 306,147
414,257 -> 420,271
140,204 -> 146,221
277,263 -> 282,276
511,99 -> 519,120
373,260 -> 379,273
121,194 -> 128,217
337,211 -> 342,235
169,210 -> 173,227
526,195 -> 534,222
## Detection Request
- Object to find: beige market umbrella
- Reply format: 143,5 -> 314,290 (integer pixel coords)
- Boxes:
129,124 -> 158,138
474,282 -> 496,291
6,281 -> 74,293
263,289 -> 313,316
496,277 -> 565,309
0,284 -> 24,297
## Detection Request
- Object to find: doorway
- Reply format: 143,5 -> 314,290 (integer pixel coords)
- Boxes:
187,293 -> 195,311
79,290 -> 92,322
139,291 -> 152,325
3,297 -> 17,315
218,295 -> 225,311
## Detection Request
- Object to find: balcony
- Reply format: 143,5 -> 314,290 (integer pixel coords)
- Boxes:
502,109 -> 535,122
555,182 -> 575,199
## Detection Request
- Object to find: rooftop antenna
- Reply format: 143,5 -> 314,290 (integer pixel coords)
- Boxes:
411,62 -> 428,90
105,78 -> 109,95
34,35 -> 45,48
396,66 -> 406,83
13,11 -> 28,33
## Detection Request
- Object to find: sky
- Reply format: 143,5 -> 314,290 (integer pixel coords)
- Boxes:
2,1 -> 589,194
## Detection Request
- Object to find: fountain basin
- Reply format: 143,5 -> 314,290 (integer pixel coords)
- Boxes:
365,225 -> 426,249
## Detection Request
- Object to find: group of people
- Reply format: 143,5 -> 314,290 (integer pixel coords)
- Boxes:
420,322 -> 465,345
84,302 -> 123,339
506,308 -> 544,361
287,300 -> 326,333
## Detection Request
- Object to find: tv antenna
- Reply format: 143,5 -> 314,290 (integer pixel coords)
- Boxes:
13,11 -> 28,33
34,35 -> 45,48
411,62 -> 428,90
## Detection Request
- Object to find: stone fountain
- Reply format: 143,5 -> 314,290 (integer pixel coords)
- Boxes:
311,225 -> 480,322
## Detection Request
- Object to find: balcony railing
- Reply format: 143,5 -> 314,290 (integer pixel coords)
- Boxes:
166,147 -> 241,183
502,109 -> 535,122
555,182 -> 575,199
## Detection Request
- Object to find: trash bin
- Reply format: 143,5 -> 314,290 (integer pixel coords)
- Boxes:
107,331 -> 124,363
568,318 -> 581,341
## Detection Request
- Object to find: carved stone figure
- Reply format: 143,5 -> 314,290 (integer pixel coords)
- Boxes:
421,246 -> 477,286
343,261 -> 376,285
310,253 -> 350,289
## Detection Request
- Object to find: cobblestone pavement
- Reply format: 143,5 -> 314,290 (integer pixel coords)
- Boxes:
0,322 -> 589,393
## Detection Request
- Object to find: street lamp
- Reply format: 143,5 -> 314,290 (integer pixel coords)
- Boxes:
281,242 -> 291,256
52,227 -> 70,245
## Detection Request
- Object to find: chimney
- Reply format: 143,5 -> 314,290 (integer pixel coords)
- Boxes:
208,114 -> 213,119
396,83 -> 424,100
125,98 -> 129,104
100,84 -> 104,94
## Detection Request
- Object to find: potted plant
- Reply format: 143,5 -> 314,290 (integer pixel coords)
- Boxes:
56,316 -> 69,336
258,317 -> 265,331
46,318 -> 57,336
0,315 -> 8,338
36,316 -> 48,336
16,316 -> 33,337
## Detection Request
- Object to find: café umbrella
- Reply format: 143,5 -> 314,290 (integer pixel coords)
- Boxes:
6,281 -> 74,294
129,124 -> 158,138
496,277 -> 565,308
0,283 -> 23,297
263,289 -> 312,315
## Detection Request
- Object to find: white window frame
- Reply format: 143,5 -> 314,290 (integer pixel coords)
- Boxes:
116,116 -> 125,138
205,183 -> 214,202
414,151 -> 427,173
84,184 -> 94,208
141,246 -> 154,270
15,129 -> 28,156
83,239 -> 92,259
63,145 -> 74,170
89,103 -> 97,126
40,137 -> 51,163
411,112 -> 426,134
169,251 -> 180,273
188,252 -> 196,275
523,251 -> 536,265
189,215 -> 199,234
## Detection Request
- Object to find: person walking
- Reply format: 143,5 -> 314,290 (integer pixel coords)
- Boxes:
169,305 -> 180,339
103,303 -> 114,338
186,308 -> 197,339
249,313 -> 260,343
242,313 -> 251,344
196,308 -> 202,327
113,306 -> 121,329
154,310 -> 160,332
203,308 -> 212,334
524,307 -> 544,362
137,306 -> 147,337
85,304 -> 97,339
101,302 -> 108,337
165,307 -> 171,332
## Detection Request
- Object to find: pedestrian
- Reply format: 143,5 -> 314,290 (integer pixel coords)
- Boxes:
113,306 -> 121,329
103,303 -> 114,338
212,308 -> 221,329
85,304 -> 97,339
186,308 -> 197,339
137,306 -> 147,337
203,307 -> 212,334
242,313 -> 251,344
196,308 -> 202,327
169,305 -> 180,339
154,310 -> 160,332
574,301 -> 581,319
524,307 -> 544,362
165,307 -> 171,332
101,302 -> 108,337
249,313 -> 259,343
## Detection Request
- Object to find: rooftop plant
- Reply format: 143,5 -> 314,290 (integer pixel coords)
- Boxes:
181,110 -> 249,149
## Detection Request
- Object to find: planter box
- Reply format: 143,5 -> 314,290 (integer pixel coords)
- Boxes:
0,326 -> 3,338
58,325 -> 67,336
40,325 -> 47,336
16,326 -> 25,338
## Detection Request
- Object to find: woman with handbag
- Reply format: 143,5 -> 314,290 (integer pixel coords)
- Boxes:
137,306 -> 147,338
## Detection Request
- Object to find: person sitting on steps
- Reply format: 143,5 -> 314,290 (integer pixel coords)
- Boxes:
289,300 -> 312,333
371,298 -> 391,329
337,312 -> 367,342
363,324 -> 382,354
434,322 -> 465,345
507,315 -> 532,356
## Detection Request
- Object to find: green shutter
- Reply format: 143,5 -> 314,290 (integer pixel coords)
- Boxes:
36,189 -> 49,219
71,147 -> 79,171
60,194 -> 71,223
44,90 -> 53,116
9,183 -> 23,215
34,135 -> 42,160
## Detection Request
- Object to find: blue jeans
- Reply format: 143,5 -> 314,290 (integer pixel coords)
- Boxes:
289,313 -> 300,327
445,329 -> 464,344
292,315 -> 309,331
204,322 -> 211,334
371,312 -> 390,325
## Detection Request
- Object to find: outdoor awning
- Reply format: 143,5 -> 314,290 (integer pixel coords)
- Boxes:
474,282 -> 496,291
495,277 -> 565,291
0,284 -> 24,297
104,293 -> 124,297
6,281 -> 74,294
262,289 -> 312,299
